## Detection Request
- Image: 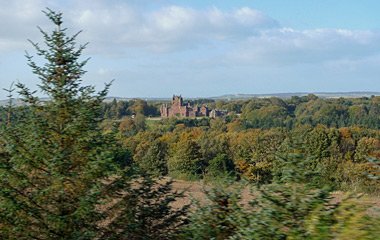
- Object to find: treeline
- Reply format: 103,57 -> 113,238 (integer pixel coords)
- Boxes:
101,98 -> 160,118
100,94 -> 380,130
241,95 -> 380,129
3,93 -> 379,131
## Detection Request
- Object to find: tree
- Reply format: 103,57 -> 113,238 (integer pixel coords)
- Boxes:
119,116 -> 139,136
134,113 -> 146,131
167,136 -> 204,180
128,99 -> 148,115
0,9 -> 186,239
181,182 -> 245,239
134,139 -> 168,176
101,176 -> 189,240
0,9 -> 115,238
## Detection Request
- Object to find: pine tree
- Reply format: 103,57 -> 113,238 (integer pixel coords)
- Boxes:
0,9 -> 117,239
0,9 -> 187,239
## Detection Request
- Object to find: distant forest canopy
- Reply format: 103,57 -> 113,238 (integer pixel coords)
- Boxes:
67,94 -> 380,129
111,112 -> 380,192
2,94 -> 379,189
2,95 -> 379,130
95,94 -> 380,192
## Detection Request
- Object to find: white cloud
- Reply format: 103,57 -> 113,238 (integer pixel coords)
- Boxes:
65,3 -> 279,54
1,0 -> 378,65
151,6 -> 196,31
0,0 -> 47,52
227,28 -> 380,66
1,0 -> 380,98
233,7 -> 275,26
0,0 -> 279,54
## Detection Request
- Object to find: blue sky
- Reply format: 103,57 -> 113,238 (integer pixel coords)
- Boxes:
171,0 -> 380,29
1,0 -> 380,99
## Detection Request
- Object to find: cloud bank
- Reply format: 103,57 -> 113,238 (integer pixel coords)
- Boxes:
1,1 -> 379,63
0,0 -> 379,98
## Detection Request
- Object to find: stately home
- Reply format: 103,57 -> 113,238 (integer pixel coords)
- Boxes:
160,95 -> 210,118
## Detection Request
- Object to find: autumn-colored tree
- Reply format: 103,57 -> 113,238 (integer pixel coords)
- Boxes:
167,135 -> 204,180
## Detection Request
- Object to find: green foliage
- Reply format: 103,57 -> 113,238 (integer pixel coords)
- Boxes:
100,175 -> 189,240
210,118 -> 227,132
244,105 -> 290,129
238,96 -> 380,130
180,182 -> 246,239
102,98 -> 130,119
329,194 -> 380,240
104,94 -> 380,130
134,113 -> 146,131
182,181 -> 380,240
247,183 -> 335,239
0,9 -> 115,238
118,114 -> 146,137
120,111 -> 380,193
206,153 -> 235,178
119,116 -> 139,136
0,10 -> 187,239
128,99 -> 159,116
167,137 -> 204,180
182,181 -> 355,240
3,8 -> 379,240
234,133 -> 379,238
135,139 -> 168,176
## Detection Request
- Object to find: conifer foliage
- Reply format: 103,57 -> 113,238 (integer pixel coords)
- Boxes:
0,9 -> 115,239
0,9 -> 186,239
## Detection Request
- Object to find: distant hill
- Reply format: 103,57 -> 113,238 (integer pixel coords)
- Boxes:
0,98 -> 27,107
210,91 -> 380,100
1,92 -> 379,106
105,92 -> 380,101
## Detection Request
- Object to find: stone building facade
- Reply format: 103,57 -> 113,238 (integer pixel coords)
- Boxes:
209,109 -> 227,118
160,95 -> 210,118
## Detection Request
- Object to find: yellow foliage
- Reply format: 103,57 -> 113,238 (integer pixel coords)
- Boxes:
339,127 -> 352,139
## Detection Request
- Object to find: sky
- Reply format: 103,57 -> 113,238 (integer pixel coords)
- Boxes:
1,0 -> 380,99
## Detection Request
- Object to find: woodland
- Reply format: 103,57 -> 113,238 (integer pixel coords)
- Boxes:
0,9 -> 379,240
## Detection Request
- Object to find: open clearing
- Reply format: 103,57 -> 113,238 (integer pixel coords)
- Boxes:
170,179 -> 380,217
